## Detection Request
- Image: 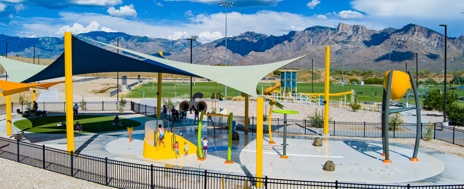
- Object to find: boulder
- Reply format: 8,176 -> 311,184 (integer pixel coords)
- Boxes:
323,160 -> 335,171
312,137 -> 322,147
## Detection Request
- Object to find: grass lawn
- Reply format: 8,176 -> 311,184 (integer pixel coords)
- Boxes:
127,81 -> 464,107
14,115 -> 141,134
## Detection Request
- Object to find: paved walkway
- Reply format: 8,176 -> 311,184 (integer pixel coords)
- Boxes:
1,111 -> 464,185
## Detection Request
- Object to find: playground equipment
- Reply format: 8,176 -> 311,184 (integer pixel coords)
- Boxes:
264,82 -> 283,144
272,109 -> 299,158
381,70 -> 422,163
196,111 -> 234,164
280,70 -> 297,97
179,92 -> 208,113
143,120 -> 197,160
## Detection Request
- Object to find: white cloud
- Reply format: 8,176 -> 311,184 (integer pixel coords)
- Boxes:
306,0 -> 320,9
155,2 -> 163,7
2,0 -> 23,3
197,31 -> 222,43
316,14 -> 327,19
184,10 -> 193,17
0,3 -> 6,12
72,0 -> 121,6
14,3 -> 25,12
107,4 -> 137,17
56,21 -> 117,35
352,0 -> 464,19
339,10 -> 363,19
166,31 -> 189,40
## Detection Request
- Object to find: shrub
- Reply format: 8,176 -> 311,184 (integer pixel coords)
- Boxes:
349,95 -> 362,112
232,96 -> 244,101
306,108 -> 330,128
448,104 -> 464,126
424,123 -> 434,141
423,89 -> 456,111
388,113 -> 404,131
118,96 -> 127,112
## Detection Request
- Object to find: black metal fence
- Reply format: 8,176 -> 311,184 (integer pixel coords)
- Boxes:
0,136 -> 462,189
11,101 -> 126,114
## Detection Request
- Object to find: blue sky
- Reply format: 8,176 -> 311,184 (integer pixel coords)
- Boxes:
0,0 -> 462,43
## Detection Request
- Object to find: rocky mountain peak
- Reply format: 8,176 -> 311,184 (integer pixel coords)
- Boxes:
336,23 -> 369,36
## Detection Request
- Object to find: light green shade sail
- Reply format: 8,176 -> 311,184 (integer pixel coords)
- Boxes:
91,39 -> 308,97
0,56 -> 47,82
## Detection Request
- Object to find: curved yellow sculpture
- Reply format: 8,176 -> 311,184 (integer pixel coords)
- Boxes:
383,70 -> 411,100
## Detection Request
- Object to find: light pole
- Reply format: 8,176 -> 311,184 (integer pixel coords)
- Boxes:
405,61 -> 408,73
219,1 -> 233,97
116,38 -> 119,101
186,35 -> 198,100
439,24 -> 447,122
33,45 -> 36,64
341,46 -> 348,86
218,1 -> 233,65
311,58 -> 314,93
415,53 -> 418,85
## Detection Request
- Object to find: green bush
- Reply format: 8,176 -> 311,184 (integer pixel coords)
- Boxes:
423,89 -> 456,111
448,104 -> 464,126
306,109 -> 330,128
424,123 -> 434,141
388,113 -> 404,131
349,95 -> 361,112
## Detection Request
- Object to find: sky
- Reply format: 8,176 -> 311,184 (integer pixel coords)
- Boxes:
0,0 -> 463,43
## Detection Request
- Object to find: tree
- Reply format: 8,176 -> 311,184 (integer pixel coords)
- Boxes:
422,89 -> 457,111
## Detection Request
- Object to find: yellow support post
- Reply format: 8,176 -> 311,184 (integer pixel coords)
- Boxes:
64,32 -> 74,152
256,97 -> 264,188
156,73 -> 162,118
32,88 -> 36,102
244,94 -> 249,134
323,46 -> 330,136
268,102 -> 275,144
6,95 -> 12,136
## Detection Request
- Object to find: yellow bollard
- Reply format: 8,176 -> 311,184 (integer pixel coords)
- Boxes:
256,97 -> 264,188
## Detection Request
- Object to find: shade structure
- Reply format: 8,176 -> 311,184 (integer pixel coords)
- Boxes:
0,36 -> 308,97
0,80 -> 63,97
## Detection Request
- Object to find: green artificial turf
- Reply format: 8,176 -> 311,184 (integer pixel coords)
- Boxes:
13,115 -> 141,134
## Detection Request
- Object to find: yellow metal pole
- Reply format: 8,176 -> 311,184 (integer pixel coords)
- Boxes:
244,94 -> 249,133
156,73 -> 162,118
32,88 -> 36,102
6,95 -> 12,136
323,46 -> 330,136
268,103 -> 275,144
256,97 -> 264,188
64,32 -> 74,152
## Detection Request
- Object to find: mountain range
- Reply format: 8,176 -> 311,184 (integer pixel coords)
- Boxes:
0,23 -> 463,73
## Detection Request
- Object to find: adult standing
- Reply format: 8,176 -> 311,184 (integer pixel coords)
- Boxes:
73,103 -> 79,116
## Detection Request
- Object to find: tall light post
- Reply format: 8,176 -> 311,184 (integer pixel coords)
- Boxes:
186,35 -> 198,100
219,1 -> 233,97
341,46 -> 348,86
218,1 -> 233,65
311,58 -> 314,93
439,24 -> 448,122
116,38 -> 119,101
405,61 -> 408,72
33,45 -> 36,64
415,53 -> 418,85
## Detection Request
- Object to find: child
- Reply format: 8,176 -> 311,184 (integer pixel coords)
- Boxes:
173,141 -> 179,159
202,137 -> 208,158
184,141 -> 189,156
156,124 -> 165,147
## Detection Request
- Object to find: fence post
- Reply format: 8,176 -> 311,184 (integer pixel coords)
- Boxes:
434,123 -> 436,139
150,164 -> 154,189
304,120 -> 307,135
105,157 -> 108,185
363,122 -> 366,137
42,145 -> 46,169
335,180 -> 338,189
407,184 -> 410,189
420,123 -> 423,138
145,105 -> 147,115
70,151 -> 74,177
264,176 -> 268,189
333,121 -> 336,136
102,101 -> 104,111
16,139 -> 20,162
204,170 -> 207,189
393,122 -> 396,138
453,127 -> 455,144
